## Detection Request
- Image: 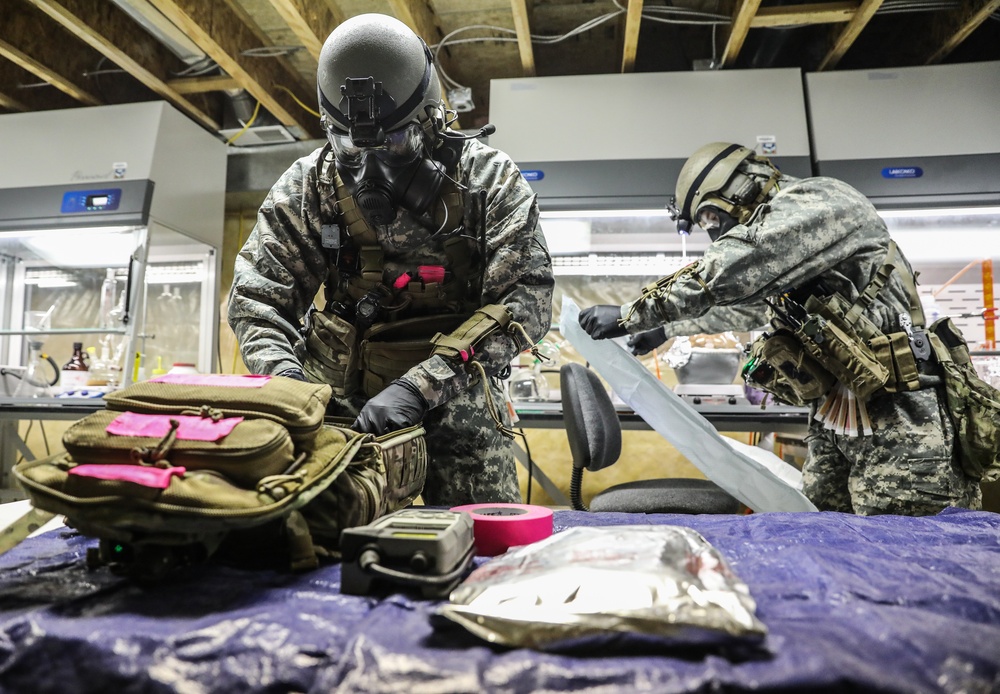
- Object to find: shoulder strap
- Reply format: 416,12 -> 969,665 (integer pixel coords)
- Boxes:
844,240 -> 926,329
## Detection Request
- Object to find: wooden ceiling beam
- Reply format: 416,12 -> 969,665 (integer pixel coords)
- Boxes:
721,0 -> 764,67
510,0 -> 536,77
146,0 -> 322,138
750,2 -> 856,28
0,1 -> 102,105
26,0 -> 222,131
0,58 -> 80,111
925,0 -> 1000,64
621,0 -> 644,73
817,0 -> 884,71
265,0 -> 344,62
168,75 -> 241,94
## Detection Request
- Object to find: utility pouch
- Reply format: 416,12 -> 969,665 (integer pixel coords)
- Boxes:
360,314 -> 467,397
103,374 -> 332,445
742,328 -> 836,407
927,317 -> 1000,482
300,418 -> 428,552
300,307 -> 362,397
62,410 -> 296,488
798,296 -> 890,400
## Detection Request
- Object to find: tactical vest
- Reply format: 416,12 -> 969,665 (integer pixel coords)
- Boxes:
301,149 -> 518,402
742,241 -> 935,406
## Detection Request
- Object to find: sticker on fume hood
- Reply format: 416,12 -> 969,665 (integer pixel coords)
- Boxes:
521,170 -> 544,181
756,135 -> 776,155
882,166 -> 923,179
113,162 -> 127,179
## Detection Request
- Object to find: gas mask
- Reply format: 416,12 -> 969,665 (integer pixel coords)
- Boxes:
696,206 -> 739,241
327,119 -> 446,226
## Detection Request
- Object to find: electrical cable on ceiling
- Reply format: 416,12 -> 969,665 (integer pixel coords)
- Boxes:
170,56 -> 219,77
276,84 -> 320,117
241,46 -> 303,58
432,2 -> 734,94
225,99 -> 261,145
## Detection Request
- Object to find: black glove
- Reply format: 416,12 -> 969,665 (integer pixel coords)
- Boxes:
628,327 -> 668,356
579,305 -> 628,340
276,367 -> 307,382
352,379 -> 429,435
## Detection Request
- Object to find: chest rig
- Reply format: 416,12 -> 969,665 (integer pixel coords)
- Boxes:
317,145 -> 482,327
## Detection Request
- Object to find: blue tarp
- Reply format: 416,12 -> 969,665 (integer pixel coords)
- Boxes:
0,508 -> 998,693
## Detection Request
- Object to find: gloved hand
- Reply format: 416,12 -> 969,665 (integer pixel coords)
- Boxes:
352,379 -> 429,435
276,367 -> 308,382
579,304 -> 628,340
628,327 -> 668,356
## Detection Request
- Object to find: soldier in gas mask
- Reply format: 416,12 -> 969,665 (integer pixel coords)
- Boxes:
579,142 -> 981,517
228,13 -> 554,506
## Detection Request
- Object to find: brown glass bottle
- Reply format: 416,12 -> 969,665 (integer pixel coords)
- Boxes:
60,342 -> 90,393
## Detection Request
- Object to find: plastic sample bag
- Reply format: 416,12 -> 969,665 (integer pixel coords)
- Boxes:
439,525 -> 767,650
560,297 -> 816,512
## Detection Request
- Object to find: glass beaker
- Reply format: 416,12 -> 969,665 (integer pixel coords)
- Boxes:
14,340 -> 59,398
509,362 -> 549,402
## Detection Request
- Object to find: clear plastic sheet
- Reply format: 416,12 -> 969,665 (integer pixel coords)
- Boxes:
560,297 -> 817,512
439,525 -> 767,650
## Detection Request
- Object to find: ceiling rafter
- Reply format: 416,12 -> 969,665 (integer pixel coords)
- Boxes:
510,0 -> 536,76
265,0 -> 344,62
750,2 -> 856,28
721,0 -> 764,67
146,0 -> 322,138
25,0 -> 222,132
925,0 -> 1000,64
0,1 -> 102,106
168,75 -> 240,94
817,0 -> 885,71
0,58 -> 80,112
621,0 -> 644,73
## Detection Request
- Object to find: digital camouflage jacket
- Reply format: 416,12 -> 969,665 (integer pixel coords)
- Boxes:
229,138 -> 554,409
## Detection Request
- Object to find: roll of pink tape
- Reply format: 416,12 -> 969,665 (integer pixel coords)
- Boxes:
450,503 -> 554,556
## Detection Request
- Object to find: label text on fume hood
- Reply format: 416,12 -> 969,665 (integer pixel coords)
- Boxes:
521,170 -> 544,181
881,167 -> 923,179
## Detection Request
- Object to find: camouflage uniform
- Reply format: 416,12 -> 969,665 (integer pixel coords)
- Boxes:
228,138 -> 554,506
620,175 -> 981,516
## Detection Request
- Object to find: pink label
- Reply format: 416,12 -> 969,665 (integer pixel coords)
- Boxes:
106,412 -> 244,441
69,464 -> 186,489
148,373 -> 271,387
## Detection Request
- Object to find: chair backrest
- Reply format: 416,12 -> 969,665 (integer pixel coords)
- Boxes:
559,363 -> 621,472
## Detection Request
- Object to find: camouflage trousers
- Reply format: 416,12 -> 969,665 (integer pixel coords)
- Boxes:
802,386 -> 981,516
328,378 -> 521,507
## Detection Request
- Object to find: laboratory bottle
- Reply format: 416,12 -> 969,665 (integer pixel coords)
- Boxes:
60,342 -> 90,393
100,269 -> 120,330
15,340 -> 59,398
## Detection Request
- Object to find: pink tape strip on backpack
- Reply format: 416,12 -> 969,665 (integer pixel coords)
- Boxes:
148,374 -> 271,388
69,464 -> 186,489
105,412 -> 244,441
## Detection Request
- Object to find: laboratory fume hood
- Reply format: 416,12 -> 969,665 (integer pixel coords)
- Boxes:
806,60 -> 1000,350
0,101 -> 226,403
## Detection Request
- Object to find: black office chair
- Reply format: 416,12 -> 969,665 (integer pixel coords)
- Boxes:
560,362 -> 742,514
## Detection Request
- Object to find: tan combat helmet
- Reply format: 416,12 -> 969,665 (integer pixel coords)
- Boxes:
674,142 -> 780,228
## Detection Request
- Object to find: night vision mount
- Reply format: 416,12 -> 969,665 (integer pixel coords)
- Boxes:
340,76 -> 396,148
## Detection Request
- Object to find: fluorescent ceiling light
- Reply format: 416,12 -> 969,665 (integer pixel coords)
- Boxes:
21,226 -> 137,268
541,209 -> 674,219
877,206 -> 1000,219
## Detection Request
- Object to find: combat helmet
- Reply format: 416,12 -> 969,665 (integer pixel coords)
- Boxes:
317,14 -> 445,147
674,142 -> 780,230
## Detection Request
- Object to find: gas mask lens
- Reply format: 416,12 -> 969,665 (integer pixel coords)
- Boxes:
697,208 -> 721,233
329,123 -> 425,168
